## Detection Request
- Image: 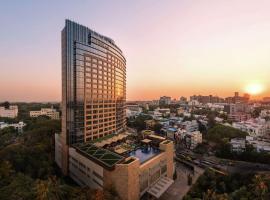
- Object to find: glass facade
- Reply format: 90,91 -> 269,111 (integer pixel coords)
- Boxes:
62,20 -> 126,145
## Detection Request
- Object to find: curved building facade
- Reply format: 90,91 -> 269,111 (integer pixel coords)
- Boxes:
61,20 -> 126,145
56,20 -> 174,200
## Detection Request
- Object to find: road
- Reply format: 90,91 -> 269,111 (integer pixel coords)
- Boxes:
160,162 -> 204,200
177,148 -> 270,174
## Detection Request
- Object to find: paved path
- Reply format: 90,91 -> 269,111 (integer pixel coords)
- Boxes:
160,163 -> 204,200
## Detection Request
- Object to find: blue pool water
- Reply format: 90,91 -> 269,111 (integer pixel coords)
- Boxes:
129,147 -> 160,163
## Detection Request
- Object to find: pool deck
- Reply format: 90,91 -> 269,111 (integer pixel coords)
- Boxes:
129,147 -> 160,163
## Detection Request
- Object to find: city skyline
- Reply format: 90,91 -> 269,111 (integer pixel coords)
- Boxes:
1,3 -> 270,199
1,0 -> 270,102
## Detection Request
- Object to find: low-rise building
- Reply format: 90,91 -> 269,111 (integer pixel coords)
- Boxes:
164,127 -> 177,139
153,108 -> 170,118
126,104 -> 142,118
159,96 -> 171,105
232,118 -> 268,137
55,133 -> 174,200
230,138 -> 246,152
231,136 -> 270,153
224,103 -> 251,122
228,113 -> 251,122
188,100 -> 200,107
30,108 -> 60,119
0,121 -> 26,133
246,136 -> 270,152
180,120 -> 199,132
260,110 -> 270,118
184,131 -> 202,149
0,105 -> 18,118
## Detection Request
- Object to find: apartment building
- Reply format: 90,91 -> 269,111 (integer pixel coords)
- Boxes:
233,118 -> 269,137
183,131 -> 202,149
159,96 -> 171,105
0,105 -> 18,118
30,108 -> 60,119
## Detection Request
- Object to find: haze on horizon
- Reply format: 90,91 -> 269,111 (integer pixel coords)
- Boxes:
0,0 -> 270,102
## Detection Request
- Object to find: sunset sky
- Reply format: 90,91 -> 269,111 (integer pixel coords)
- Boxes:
0,0 -> 270,102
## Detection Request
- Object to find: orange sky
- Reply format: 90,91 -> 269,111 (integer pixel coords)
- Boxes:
0,1 -> 269,102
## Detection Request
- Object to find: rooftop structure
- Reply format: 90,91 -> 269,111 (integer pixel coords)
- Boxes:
73,142 -> 124,169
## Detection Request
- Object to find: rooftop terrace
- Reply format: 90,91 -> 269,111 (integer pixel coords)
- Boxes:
72,143 -> 124,169
72,132 -> 168,168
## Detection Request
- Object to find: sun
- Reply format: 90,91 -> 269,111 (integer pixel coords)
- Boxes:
245,83 -> 264,95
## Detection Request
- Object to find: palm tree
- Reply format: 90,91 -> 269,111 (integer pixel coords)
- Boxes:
35,176 -> 66,200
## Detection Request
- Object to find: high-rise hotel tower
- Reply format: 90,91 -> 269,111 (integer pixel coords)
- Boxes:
56,20 -> 174,200
58,19 -> 126,175
62,19 -> 126,145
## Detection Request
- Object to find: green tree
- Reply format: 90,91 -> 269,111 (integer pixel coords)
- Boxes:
0,101 -> 10,109
35,177 -> 69,200
153,123 -> 163,134
0,173 -> 36,200
206,124 -> 247,144
0,161 -> 13,180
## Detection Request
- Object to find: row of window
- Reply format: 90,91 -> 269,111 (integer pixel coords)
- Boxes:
85,130 -> 115,140
69,156 -> 104,187
85,126 -> 116,137
84,61 -> 125,75
86,104 -> 115,109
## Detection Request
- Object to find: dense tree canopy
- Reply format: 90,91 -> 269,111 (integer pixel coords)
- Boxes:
127,114 -> 153,131
216,142 -> 270,165
184,170 -> 270,200
206,124 -> 248,144
0,113 -> 119,200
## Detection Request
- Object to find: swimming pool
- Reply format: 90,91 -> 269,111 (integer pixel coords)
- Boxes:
129,147 -> 160,163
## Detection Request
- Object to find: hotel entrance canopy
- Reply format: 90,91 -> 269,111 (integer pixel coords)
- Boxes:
147,177 -> 174,198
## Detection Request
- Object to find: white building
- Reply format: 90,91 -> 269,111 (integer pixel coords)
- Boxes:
215,117 -> 224,123
30,108 -> 60,120
231,136 -> 270,153
188,100 -> 200,107
0,105 -> 18,118
232,118 -> 268,137
206,103 -> 225,111
181,120 -> 199,132
246,136 -> 270,152
153,108 -> 170,119
126,105 -> 142,118
184,131 -> 202,149
0,121 -> 26,133
230,138 -> 246,152
260,110 -> 270,118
